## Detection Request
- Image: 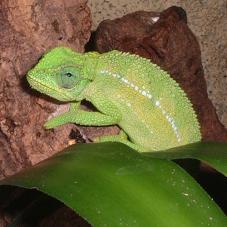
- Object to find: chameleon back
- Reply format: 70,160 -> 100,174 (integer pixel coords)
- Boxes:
93,51 -> 201,151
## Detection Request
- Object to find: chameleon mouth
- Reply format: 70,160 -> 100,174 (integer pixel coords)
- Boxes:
27,75 -> 71,101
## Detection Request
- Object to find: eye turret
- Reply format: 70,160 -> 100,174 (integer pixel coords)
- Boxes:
60,66 -> 81,89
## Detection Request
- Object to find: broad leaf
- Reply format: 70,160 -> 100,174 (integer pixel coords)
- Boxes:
0,142 -> 226,227
146,142 -> 227,176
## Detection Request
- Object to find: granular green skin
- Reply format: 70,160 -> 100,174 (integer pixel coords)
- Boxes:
27,47 -> 201,152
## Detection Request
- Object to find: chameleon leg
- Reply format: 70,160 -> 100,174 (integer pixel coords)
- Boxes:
95,130 -> 147,152
95,130 -> 127,142
44,97 -> 122,129
44,102 -> 80,128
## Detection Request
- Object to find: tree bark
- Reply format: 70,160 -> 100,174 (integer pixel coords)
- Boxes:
0,0 -> 91,179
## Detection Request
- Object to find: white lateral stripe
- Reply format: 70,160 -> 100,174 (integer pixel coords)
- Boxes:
100,69 -> 181,141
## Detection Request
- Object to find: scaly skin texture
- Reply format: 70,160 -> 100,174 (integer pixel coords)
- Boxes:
27,47 -> 201,152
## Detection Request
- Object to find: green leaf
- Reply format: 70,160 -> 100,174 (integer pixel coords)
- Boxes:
146,142 -> 227,177
0,142 -> 226,227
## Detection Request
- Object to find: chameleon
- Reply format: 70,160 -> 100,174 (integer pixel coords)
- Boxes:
27,47 -> 201,152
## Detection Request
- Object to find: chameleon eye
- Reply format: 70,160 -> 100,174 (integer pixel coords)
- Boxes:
64,72 -> 73,78
60,67 -> 80,89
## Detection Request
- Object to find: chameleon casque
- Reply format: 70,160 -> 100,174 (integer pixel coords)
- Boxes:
27,47 -> 201,152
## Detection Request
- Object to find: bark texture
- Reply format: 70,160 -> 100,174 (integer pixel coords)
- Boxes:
0,0 -> 91,179
94,6 -> 227,142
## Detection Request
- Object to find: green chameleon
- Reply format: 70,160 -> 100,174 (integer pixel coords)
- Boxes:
27,47 -> 201,152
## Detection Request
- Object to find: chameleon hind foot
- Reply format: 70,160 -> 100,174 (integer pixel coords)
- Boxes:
94,130 -> 147,152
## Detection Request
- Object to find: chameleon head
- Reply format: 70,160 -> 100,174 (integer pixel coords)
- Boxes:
27,47 -> 90,102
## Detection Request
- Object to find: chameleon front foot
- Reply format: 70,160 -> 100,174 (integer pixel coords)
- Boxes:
44,114 -> 71,129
